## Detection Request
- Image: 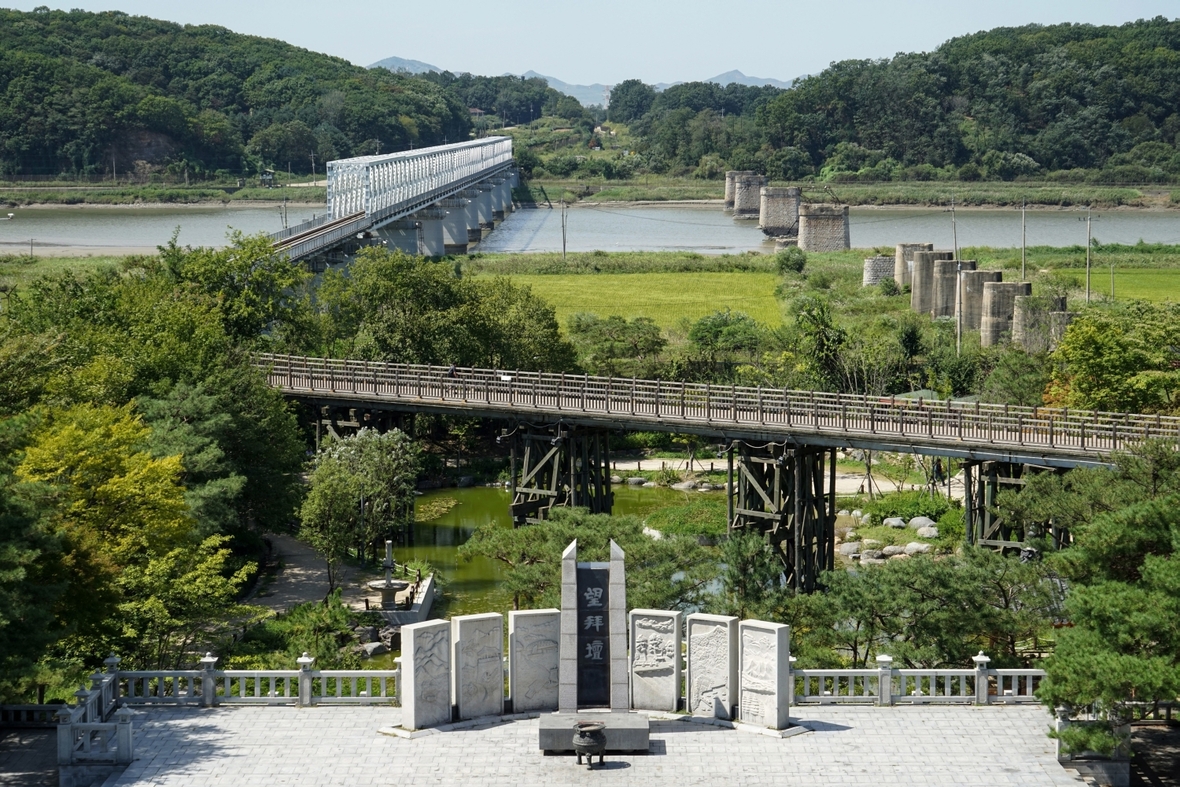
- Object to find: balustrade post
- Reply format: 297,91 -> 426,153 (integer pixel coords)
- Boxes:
876,655 -> 893,706
1054,706 -> 1072,761
114,706 -> 134,765
972,652 -> 991,705
788,655 -> 797,703
297,652 -> 316,708
631,378 -> 636,416
758,387 -> 764,424
200,652 -> 219,708
74,686 -> 92,722
56,706 -> 74,766
104,653 -> 122,705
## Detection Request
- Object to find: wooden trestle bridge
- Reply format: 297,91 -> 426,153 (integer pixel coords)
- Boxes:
256,353 -> 1180,591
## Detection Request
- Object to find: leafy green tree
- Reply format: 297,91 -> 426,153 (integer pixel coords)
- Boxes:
608,79 -> 656,123
567,313 -> 666,377
981,346 -> 1051,407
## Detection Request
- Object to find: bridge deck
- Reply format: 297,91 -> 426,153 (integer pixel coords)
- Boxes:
255,354 -> 1180,469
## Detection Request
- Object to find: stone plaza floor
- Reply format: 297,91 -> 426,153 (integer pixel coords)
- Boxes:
104,704 -> 1088,787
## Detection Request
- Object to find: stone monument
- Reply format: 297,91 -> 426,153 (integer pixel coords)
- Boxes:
509,609 -> 560,713
452,613 -> 504,720
686,613 -> 738,719
629,609 -> 682,712
558,539 -> 628,711
738,620 -> 791,730
401,619 -> 451,730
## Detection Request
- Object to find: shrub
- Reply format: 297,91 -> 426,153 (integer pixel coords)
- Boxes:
774,246 -> 807,275
645,498 -> 728,537
863,490 -> 952,526
879,277 -> 901,296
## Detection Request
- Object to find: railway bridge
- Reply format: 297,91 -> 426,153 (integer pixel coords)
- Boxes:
268,137 -> 516,265
256,353 -> 1180,591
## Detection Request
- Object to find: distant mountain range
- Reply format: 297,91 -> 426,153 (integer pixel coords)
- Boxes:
368,58 -> 796,106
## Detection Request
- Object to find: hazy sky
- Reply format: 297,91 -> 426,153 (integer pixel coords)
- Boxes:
7,0 -> 1179,85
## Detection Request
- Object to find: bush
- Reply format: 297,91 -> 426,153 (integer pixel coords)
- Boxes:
879,277 -> 900,296
863,490 -> 952,526
645,498 -> 728,537
774,247 -> 807,275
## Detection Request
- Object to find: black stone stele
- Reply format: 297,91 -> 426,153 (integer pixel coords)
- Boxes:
575,565 -> 610,707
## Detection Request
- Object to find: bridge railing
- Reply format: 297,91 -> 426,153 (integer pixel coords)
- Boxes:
253,353 -> 1180,458
327,137 -> 513,220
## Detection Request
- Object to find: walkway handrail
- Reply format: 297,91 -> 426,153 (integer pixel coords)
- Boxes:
251,353 -> 1180,463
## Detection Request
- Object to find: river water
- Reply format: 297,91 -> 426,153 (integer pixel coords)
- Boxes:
6,203 -> 1180,256
404,485 -> 697,617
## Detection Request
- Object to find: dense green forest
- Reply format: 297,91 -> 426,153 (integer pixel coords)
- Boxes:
538,18 -> 1180,184
0,7 -> 471,177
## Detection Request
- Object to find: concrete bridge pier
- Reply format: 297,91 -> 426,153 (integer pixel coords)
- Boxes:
457,189 -> 484,244
932,259 -> 975,318
759,186 -> 801,237
958,270 -> 1002,331
732,173 -> 767,219
473,183 -> 496,232
437,198 -> 471,255
410,208 -> 447,256
374,220 -> 422,254
487,177 -> 509,221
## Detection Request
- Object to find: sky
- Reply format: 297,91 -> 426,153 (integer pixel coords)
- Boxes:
6,0 -> 1180,85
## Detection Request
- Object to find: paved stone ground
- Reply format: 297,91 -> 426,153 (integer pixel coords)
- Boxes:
107,705 -> 1085,787
0,729 -> 56,787
257,533 -> 372,613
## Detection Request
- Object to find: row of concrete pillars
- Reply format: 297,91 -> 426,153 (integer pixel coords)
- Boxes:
723,171 -> 850,252
373,168 -> 519,256
886,243 -> 1073,349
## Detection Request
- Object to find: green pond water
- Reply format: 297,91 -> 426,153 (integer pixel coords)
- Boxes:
397,485 -> 696,617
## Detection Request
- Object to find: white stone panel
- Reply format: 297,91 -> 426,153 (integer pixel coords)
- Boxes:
451,613 -> 504,720
739,620 -> 791,730
401,619 -> 451,730
509,609 -> 560,713
629,609 -> 682,712
686,613 -> 739,719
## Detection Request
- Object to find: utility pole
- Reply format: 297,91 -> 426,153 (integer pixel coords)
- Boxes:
1021,198 -> 1027,281
310,153 -> 316,185
949,195 -> 959,260
561,198 -> 567,261
956,259 -> 963,356
1083,207 -> 1093,303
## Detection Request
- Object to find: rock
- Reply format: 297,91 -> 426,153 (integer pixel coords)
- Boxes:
883,517 -> 906,529
378,626 -> 399,647
908,516 -> 936,530
697,482 -> 713,491
860,514 -> 872,526
860,557 -> 886,565
837,509 -> 850,517
861,539 -> 881,548
845,530 -> 857,540
456,476 -> 475,488
671,480 -> 696,491
838,542 -> 861,556
642,482 -> 658,488
362,641 -> 388,657
354,626 -> 379,644
610,475 -> 623,484
882,545 -> 906,556
916,526 -> 939,539
626,477 -> 646,485
904,541 -> 932,555
860,549 -> 885,560
851,509 -> 863,519
889,553 -> 911,560
642,526 -> 663,540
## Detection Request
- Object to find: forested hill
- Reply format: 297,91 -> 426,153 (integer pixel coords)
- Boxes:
605,18 -> 1180,183
0,7 -> 471,177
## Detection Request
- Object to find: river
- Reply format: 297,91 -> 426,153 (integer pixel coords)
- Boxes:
6,203 -> 1180,256
403,485 -> 699,617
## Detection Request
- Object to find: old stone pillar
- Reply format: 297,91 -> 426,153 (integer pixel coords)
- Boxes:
932,259 -> 975,318
798,204 -> 850,252
973,652 -> 991,705
862,255 -> 895,287
980,281 -> 1033,346
297,652 -> 315,708
893,242 -> 932,288
199,652 -> 218,708
959,270 -> 1002,331
732,174 -> 767,219
759,186 -> 801,237
876,654 -> 894,706
910,250 -> 953,315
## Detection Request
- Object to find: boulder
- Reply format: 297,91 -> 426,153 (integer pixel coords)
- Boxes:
845,530 -> 858,540
378,626 -> 399,648
456,476 -> 475,488
642,482 -> 658,488
837,509 -> 851,517
889,553 -> 911,560
610,475 -> 623,484
861,539 -> 882,548
697,483 -> 713,491
626,477 -> 646,485
838,542 -> 861,556
904,541 -> 932,556
860,549 -> 885,560
908,516 -> 936,530
362,641 -> 389,658
354,626 -> 379,644
671,480 -> 696,491
860,557 -> 886,565
851,509 -> 863,519
916,526 -> 939,539
860,514 -> 872,526
882,545 -> 906,557
883,517 -> 906,529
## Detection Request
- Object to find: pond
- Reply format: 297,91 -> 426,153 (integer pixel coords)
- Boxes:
400,485 -> 698,617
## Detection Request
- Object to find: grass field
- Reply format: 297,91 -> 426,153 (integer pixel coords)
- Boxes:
507,271 -> 782,329
0,254 -> 121,291
1055,267 -> 1180,302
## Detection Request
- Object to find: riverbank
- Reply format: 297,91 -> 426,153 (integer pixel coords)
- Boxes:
0,185 -> 327,207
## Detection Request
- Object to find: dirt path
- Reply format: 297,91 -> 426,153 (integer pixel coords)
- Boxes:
256,534 -> 373,613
